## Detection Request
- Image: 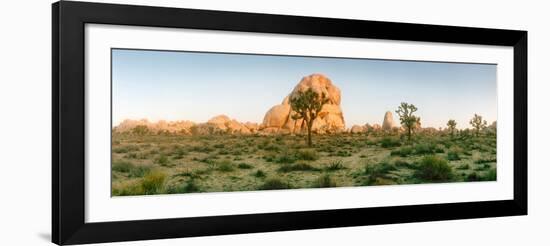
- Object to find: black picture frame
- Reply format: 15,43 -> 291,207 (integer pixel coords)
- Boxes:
52,1 -> 527,245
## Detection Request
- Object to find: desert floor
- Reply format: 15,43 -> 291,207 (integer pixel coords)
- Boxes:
111,132 -> 496,196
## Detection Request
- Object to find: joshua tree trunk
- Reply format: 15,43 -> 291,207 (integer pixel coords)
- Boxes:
407,127 -> 412,141
307,120 -> 313,147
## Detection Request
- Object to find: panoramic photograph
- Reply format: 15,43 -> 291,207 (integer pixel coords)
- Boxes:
111,48 -> 497,196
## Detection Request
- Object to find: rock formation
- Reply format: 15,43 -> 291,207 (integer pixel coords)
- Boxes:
350,125 -> 366,134
261,74 -> 345,134
382,111 -> 395,131
114,115 -> 259,135
114,119 -> 196,134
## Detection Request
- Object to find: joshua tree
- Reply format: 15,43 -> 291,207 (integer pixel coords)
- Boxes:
447,119 -> 457,136
290,88 -> 329,147
469,113 -> 487,137
395,102 -> 420,141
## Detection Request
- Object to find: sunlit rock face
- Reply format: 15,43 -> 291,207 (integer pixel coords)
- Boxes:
261,74 -> 345,134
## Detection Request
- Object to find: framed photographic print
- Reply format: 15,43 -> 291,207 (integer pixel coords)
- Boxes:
52,1 -> 527,245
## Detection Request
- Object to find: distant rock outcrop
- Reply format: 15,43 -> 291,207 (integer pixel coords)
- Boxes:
114,119 -> 196,134
382,111 -> 395,131
350,125 -> 366,134
261,74 -> 345,134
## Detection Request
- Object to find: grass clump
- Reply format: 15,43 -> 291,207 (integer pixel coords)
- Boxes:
313,174 -> 337,188
325,160 -> 345,171
154,155 -> 170,166
456,163 -> 470,170
274,151 -> 296,164
414,156 -> 454,182
216,160 -> 235,172
259,178 -> 290,190
112,161 -> 134,173
294,149 -> 319,161
140,170 -> 166,195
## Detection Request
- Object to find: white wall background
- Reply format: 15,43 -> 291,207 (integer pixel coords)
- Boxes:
0,0 -> 547,245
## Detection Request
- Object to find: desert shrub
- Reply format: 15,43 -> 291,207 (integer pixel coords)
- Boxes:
237,163 -> 253,169
213,143 -> 225,148
190,145 -> 213,153
447,151 -> 461,161
155,155 -> 170,166
166,179 -> 200,194
414,156 -> 454,182
363,161 -> 396,185
466,168 -> 496,182
112,182 -> 143,196
113,145 -> 139,154
466,172 -> 481,181
456,163 -> 470,170
335,150 -> 352,157
380,137 -> 401,148
129,165 -> 152,178
435,145 -> 445,153
295,149 -> 319,161
314,174 -> 337,188
394,159 -> 414,168
413,143 -> 436,155
274,151 -> 296,164
112,160 -> 134,173
278,162 -> 320,173
325,160 -> 345,171
475,157 -> 497,164
263,144 -> 281,152
391,146 -> 413,157
484,168 -> 497,181
172,149 -> 186,159
259,178 -> 290,190
216,160 -> 235,172
253,170 -> 266,178
140,170 -> 166,195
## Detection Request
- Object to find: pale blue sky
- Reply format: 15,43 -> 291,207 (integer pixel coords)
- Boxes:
112,49 -> 496,129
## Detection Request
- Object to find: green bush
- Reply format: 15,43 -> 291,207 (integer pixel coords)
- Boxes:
259,178 -> 291,190
414,156 -> 454,182
456,163 -> 470,170
237,163 -> 253,169
413,143 -> 436,155
475,157 -> 497,164
166,179 -> 200,194
112,161 -> 134,173
447,151 -> 461,161
253,170 -> 266,178
363,161 -> 396,185
391,146 -> 413,157
380,137 -> 401,148
274,151 -> 296,164
129,165 -> 152,178
216,160 -> 235,172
